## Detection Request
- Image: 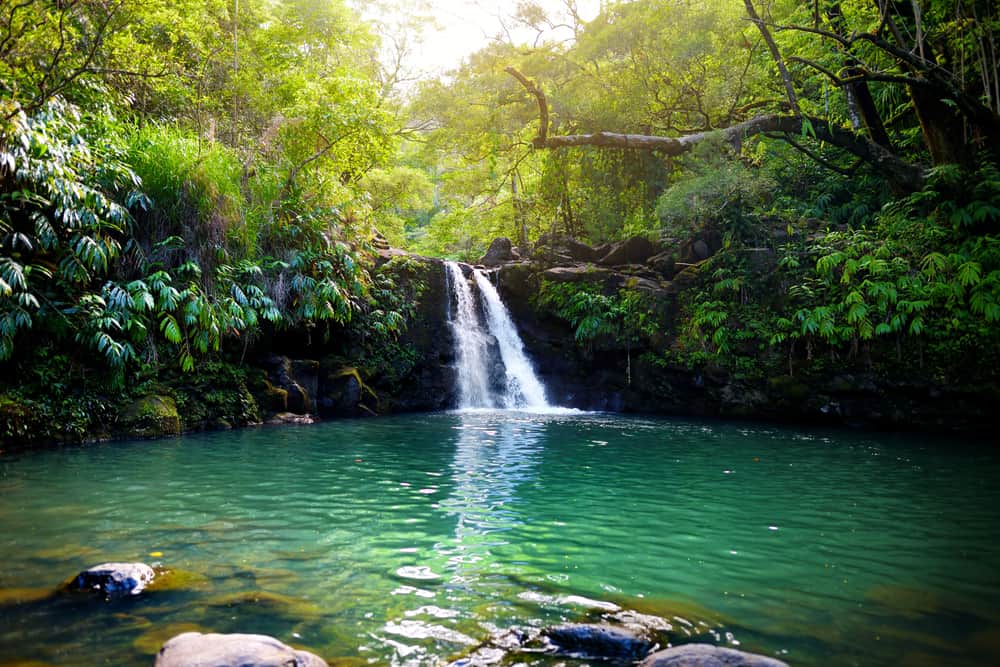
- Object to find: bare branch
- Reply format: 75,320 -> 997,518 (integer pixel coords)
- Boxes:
509,66 -> 926,191
504,66 -> 548,145
743,0 -> 800,114
766,132 -> 862,177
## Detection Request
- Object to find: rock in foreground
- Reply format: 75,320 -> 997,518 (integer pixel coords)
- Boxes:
71,562 -> 155,598
154,632 -> 328,667
543,623 -> 656,660
639,643 -> 789,667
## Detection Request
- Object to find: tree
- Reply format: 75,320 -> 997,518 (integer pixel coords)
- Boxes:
505,0 -> 1000,192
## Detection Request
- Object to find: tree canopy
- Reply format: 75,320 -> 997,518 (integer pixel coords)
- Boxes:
1,0 -> 999,410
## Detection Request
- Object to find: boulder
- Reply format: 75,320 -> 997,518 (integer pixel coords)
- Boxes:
667,265 -> 701,293
542,265 -> 613,283
154,632 -> 327,667
648,251 -> 679,278
480,237 -> 516,266
119,395 -> 180,438
318,367 -> 377,417
261,356 -> 317,414
639,644 -> 789,667
560,238 -> 599,262
543,623 -> 656,661
266,412 -> 314,425
533,234 -> 600,264
257,381 -> 288,413
598,236 -> 658,266
71,562 -> 155,598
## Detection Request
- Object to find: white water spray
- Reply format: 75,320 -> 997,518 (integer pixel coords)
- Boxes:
473,271 -> 550,409
445,262 -> 496,409
445,261 -> 551,410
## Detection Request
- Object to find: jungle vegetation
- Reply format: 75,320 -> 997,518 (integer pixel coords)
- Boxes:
1,0 -> 999,437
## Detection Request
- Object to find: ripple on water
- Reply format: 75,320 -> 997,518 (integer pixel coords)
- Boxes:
0,413 -> 998,667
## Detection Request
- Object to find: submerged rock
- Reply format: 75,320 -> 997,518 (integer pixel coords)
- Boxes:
154,632 -> 328,667
451,618 -> 663,666
71,562 -> 155,598
639,644 -> 789,667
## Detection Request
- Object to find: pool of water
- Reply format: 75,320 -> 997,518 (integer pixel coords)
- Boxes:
1,412 -> 998,666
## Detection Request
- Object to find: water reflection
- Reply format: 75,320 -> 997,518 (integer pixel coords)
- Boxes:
380,411 -> 545,665
437,411 -> 543,583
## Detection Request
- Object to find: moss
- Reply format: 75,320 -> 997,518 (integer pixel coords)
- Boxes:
166,361 -> 261,429
202,590 -> 324,619
119,394 -> 181,438
331,367 -> 377,401
767,375 -> 811,401
146,568 -> 211,593
0,587 -> 54,607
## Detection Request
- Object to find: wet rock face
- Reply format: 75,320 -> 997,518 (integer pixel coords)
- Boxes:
261,356 -> 318,414
71,562 -> 154,598
154,632 -> 328,667
639,643 -> 790,667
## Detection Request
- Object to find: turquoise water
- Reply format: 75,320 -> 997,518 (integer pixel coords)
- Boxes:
1,412 -> 998,666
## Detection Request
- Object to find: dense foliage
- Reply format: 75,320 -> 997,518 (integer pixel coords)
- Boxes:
1,0 -> 414,440
398,0 -> 1000,387
2,0 -> 999,440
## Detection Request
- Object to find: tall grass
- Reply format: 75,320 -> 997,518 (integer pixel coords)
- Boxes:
126,125 -> 252,267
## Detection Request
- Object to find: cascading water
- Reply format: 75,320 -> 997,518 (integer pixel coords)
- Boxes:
473,271 -> 550,409
445,261 -> 496,408
445,261 -> 551,410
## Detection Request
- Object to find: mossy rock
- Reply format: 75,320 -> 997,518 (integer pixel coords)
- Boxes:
146,568 -> 212,593
203,590 -> 324,619
767,375 -> 811,401
132,622 -> 206,656
0,587 -> 54,607
119,395 -> 180,438
254,379 -> 288,413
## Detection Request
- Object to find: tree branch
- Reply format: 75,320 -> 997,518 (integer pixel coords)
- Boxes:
505,65 -> 926,191
504,66 -> 548,145
766,132 -> 862,177
743,0 -> 800,114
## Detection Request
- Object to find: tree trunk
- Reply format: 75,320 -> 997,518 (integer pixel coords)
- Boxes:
909,85 -> 975,166
826,3 -> 893,151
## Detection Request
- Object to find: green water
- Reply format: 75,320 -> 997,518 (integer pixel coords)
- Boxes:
1,411 -> 998,666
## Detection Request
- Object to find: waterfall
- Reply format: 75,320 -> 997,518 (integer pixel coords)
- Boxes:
446,261 -> 496,409
473,271 -> 549,409
445,261 -> 551,410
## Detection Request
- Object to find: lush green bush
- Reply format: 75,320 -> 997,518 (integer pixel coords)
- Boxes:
674,159 -> 1000,382
1,99 -> 403,385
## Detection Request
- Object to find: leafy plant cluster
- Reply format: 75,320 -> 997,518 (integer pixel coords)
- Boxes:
0,96 -> 406,388
533,279 -> 662,350
678,160 -> 1000,382
0,0 -> 419,418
